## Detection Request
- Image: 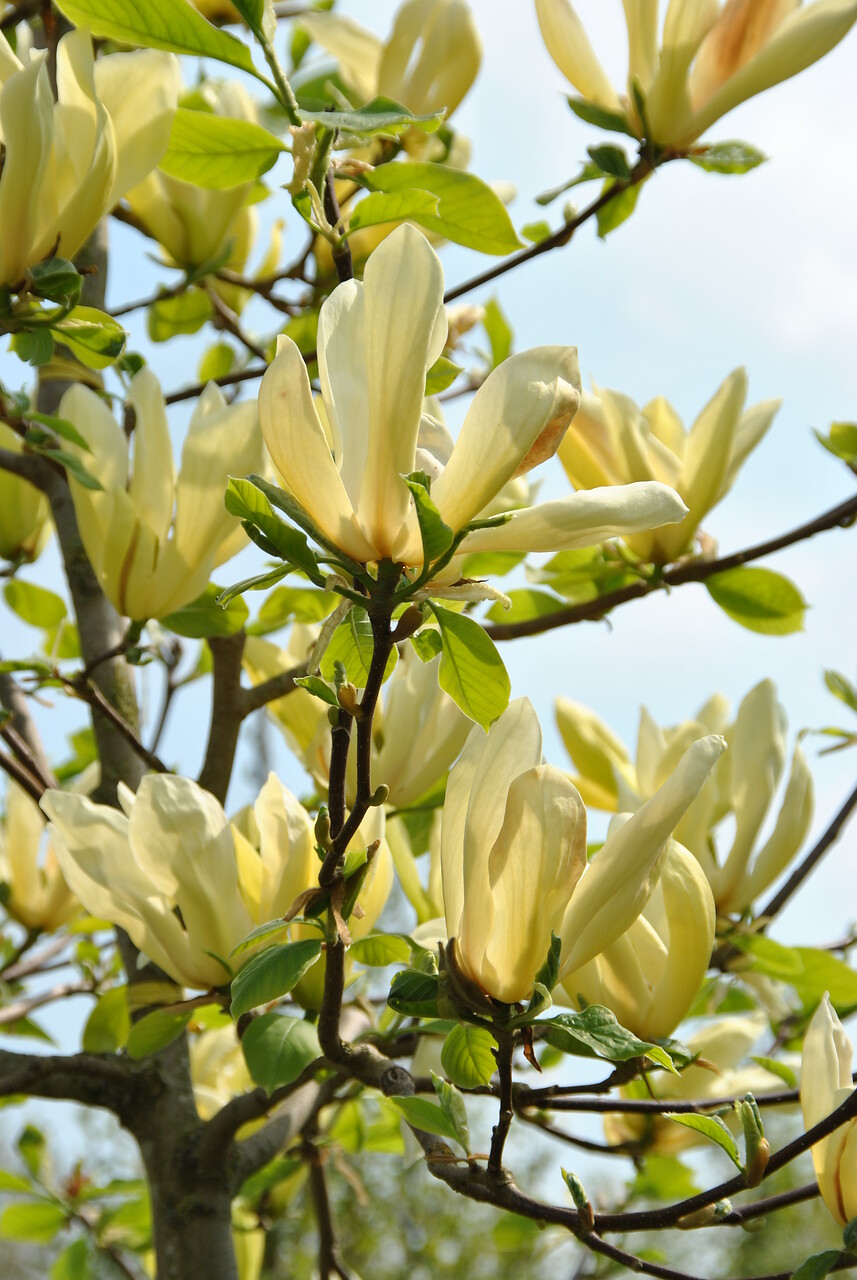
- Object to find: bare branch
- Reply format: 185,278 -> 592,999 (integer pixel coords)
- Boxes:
197,633 -> 246,805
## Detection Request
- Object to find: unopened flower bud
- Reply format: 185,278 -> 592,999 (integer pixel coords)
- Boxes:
562,1169 -> 594,1231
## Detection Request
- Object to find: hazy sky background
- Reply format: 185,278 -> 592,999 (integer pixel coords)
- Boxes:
0,2 -> 856,1105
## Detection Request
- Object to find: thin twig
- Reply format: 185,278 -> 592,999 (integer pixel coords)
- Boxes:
60,675 -> 169,775
0,746 -> 47,803
241,662 -> 306,716
485,490 -> 857,641
205,286 -> 269,361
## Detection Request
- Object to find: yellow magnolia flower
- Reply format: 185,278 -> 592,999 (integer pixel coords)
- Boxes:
299,0 -> 481,124
556,679 -> 813,916
0,424 -> 51,563
59,368 -> 264,620
125,80 -> 282,314
0,782 -> 77,932
605,1013 -> 782,1152
440,698 -> 724,1004
535,0 -> 857,147
801,995 -> 857,1226
260,224 -> 688,567
557,369 -> 780,564
0,29 -> 178,287
559,838 -> 715,1040
43,772 -> 391,992
244,633 -> 471,809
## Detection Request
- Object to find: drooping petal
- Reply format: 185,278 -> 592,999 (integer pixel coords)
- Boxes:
259,335 -> 377,562
357,226 -> 446,556
555,697 -> 637,811
94,48 -> 179,207
454,482 -> 688,555
731,744 -> 813,913
296,11 -> 383,103
560,734 -> 725,974
432,347 -> 580,534
535,0 -> 621,108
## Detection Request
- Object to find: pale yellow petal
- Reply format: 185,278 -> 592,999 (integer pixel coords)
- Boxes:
535,0 -> 621,108
298,11 -> 382,103
94,49 -> 179,207
127,367 -> 175,545
378,0 -> 481,118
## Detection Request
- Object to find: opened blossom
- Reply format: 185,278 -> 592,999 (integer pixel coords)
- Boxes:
560,838 -> 715,1039
440,698 -> 724,1004
0,29 -> 178,287
801,995 -> 857,1226
260,225 -> 688,568
557,369 -> 780,564
0,783 -> 77,933
60,368 -> 265,620
535,0 -> 857,147
0,425 -> 51,563
556,679 -> 813,915
42,773 -> 391,992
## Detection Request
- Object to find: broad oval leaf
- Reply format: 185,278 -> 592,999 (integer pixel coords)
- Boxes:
663,1112 -> 742,1170
441,1024 -> 497,1089
3,581 -> 66,630
242,1012 -> 320,1093
688,141 -> 767,175
160,109 -> 287,190
706,566 -> 806,635
160,584 -> 248,637
82,987 -> 130,1054
430,603 -> 510,729
385,1095 -> 459,1145
350,933 -> 412,967
320,606 -> 398,688
0,1201 -> 67,1244
126,1008 -> 193,1060
387,968 -> 440,1018
230,939 -> 323,1017
50,306 -> 127,369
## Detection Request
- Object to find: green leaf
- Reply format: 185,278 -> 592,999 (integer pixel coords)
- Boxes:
432,1072 -> 471,1153
198,341 -> 235,383
815,421 -> 857,465
706,566 -> 806,635
566,96 -> 636,137
248,585 -> 335,635
17,1127 -> 45,1178
0,1201 -> 67,1244
216,564 -> 292,606
231,939 -> 323,1017
688,141 -> 767,175
26,257 -> 82,304
750,1055 -> 797,1088
520,220 -> 552,244
596,179 -> 642,238
242,1012 -> 320,1094
350,934 -> 412,967
3,581 -> 66,630
535,163 -> 603,206
230,920 -> 295,958
11,328 -> 54,366
356,162 -> 523,256
387,968 -> 440,1018
49,306 -> 127,369
791,1252 -> 843,1280
486,588 -> 565,624
147,289 -> 213,343
663,1113 -> 742,1169
825,670 -> 857,716
54,0 -> 262,81
298,96 -> 444,138
346,188 -> 440,235
424,356 -> 462,396
161,109 -> 287,189
225,477 -> 322,581
429,603 -> 510,729
50,1238 -> 90,1280
404,474 -> 454,563
409,628 -> 443,663
482,297 -> 513,367
293,675 -> 338,706
160,583 -> 248,637
588,143 -> 632,179
441,1024 -> 497,1089
460,551 -> 524,579
126,1007 -> 193,1060
0,1171 -> 32,1192
544,1006 -> 677,1071
632,1154 -> 700,1202
26,441 -> 103,491
738,938 -> 857,1010
320,607 -> 398,689
534,932 -> 562,996
25,411 -> 91,452
385,1095 -> 459,1145
82,987 -> 130,1054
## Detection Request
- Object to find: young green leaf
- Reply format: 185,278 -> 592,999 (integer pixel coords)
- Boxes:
432,1072 -> 471,1152
49,307 -> 127,369
404,474 -> 455,564
385,1096 -> 460,1145
242,1013 -> 320,1093
126,1008 -> 193,1060
160,109 -> 287,189
441,1024 -> 497,1089
663,1113 -> 742,1169
81,987 -> 130,1054
688,141 -> 767,174
160,584 -> 248,637
231,939 -> 323,1017
387,969 -> 441,1018
428,603 -> 510,729
298,96 -> 444,138
3,581 -> 66,630
706,566 -> 806,635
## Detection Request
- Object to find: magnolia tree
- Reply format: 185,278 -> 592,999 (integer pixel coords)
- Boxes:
0,1 -> 857,1278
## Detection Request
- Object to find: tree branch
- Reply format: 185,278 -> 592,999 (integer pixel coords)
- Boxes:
485,490 -> 857,641
240,662 -> 305,716
197,633 -> 247,805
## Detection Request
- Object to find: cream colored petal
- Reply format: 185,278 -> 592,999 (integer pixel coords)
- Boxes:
345,806 -> 393,941
94,49 -> 179,207
641,394 -> 687,459
718,397 -> 781,502
252,773 -> 316,921
432,347 -> 580,534
839,1120 -> 857,1224
560,734 -> 725,973
298,11 -> 383,103
687,0 -> 857,141
358,225 -> 446,558
639,840 -> 715,1038
127,367 -> 175,545
727,743 -> 813,913
0,52 -> 52,284
601,387 -> 681,487
623,0 -> 660,90
474,765 -> 586,1003
378,0 -> 481,118
677,368 -> 747,527
690,0 -> 799,108
535,0 -> 621,108
557,390 -> 623,490
646,0 -> 720,144
316,279 -> 369,509
555,697 -> 636,812
124,172 -> 188,263
259,336 -> 377,562
128,774 -> 252,963
802,995 -> 855,1224
455,482 -> 688,555
242,636 -> 328,775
